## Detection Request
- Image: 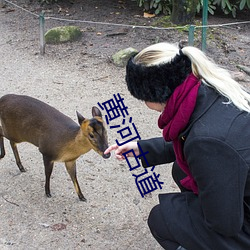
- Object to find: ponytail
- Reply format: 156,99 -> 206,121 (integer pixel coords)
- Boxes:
182,46 -> 250,112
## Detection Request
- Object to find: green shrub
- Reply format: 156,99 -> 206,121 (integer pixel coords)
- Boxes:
213,0 -> 250,17
136,0 -> 172,15
136,0 -> 250,17
196,0 -> 216,15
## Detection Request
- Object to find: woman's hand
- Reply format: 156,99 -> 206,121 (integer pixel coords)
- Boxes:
104,141 -> 139,160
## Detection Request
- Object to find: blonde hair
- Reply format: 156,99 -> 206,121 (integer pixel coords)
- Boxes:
134,42 -> 250,113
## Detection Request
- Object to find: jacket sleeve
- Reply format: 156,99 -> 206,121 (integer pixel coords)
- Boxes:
137,137 -> 176,168
185,136 -> 248,237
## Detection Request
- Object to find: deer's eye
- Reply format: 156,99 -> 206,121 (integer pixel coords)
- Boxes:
89,133 -> 94,139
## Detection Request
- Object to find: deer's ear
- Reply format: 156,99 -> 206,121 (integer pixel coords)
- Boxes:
76,111 -> 85,125
92,106 -> 102,118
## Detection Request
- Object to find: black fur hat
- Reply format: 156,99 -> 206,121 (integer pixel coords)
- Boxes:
125,52 -> 192,103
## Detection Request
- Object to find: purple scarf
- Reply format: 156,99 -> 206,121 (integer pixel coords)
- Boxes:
158,73 -> 200,194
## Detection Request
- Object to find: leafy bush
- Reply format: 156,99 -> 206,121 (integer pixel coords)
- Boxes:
197,0 -> 238,17
136,0 -> 250,17
196,0 -> 216,15
239,0 -> 250,9
213,0 -> 250,17
136,0 -> 172,15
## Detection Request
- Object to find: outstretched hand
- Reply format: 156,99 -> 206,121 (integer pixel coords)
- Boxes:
104,142 -> 139,160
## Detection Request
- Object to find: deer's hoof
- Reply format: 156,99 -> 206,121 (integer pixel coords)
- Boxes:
79,196 -> 87,202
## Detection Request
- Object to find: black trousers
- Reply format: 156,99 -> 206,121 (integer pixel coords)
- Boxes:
148,162 -> 188,250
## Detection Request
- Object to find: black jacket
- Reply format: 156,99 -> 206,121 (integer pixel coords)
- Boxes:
138,84 -> 250,249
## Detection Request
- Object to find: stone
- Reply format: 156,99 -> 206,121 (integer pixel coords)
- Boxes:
44,26 -> 82,44
112,47 -> 138,67
0,0 -> 6,8
231,71 -> 247,82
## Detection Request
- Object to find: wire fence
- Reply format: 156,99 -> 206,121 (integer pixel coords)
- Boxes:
3,0 -> 250,55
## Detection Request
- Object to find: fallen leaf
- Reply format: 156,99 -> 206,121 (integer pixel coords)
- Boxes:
143,12 -> 155,18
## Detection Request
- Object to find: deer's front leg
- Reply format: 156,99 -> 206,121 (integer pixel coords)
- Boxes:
65,160 -> 86,202
43,155 -> 54,198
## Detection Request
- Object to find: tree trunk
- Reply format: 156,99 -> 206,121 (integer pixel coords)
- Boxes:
171,0 -> 198,25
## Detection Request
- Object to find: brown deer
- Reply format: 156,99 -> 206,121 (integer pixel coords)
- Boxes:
0,94 -> 110,201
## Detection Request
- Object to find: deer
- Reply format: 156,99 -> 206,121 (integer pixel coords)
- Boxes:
0,94 -> 111,202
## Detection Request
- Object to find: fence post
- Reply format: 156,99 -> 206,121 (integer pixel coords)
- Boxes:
188,25 -> 195,46
201,0 -> 208,51
39,11 -> 45,55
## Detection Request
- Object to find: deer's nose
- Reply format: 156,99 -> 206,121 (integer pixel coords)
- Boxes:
103,152 -> 111,159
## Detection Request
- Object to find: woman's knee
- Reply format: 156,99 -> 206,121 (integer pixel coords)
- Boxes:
148,204 -> 179,249
148,204 -> 161,233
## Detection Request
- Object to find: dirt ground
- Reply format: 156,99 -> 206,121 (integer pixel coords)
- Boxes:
0,0 -> 249,249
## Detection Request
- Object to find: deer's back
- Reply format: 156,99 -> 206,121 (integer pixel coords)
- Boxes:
0,94 -> 79,147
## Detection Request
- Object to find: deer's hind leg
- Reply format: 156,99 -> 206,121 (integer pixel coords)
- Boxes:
65,161 -> 86,202
0,126 -> 5,159
10,141 -> 26,172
